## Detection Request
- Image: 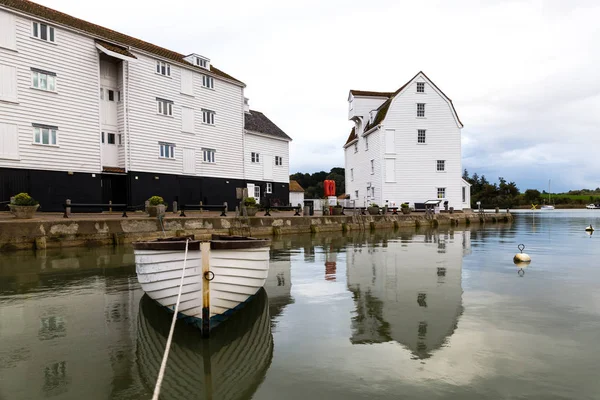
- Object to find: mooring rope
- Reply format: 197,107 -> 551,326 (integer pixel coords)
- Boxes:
152,238 -> 190,400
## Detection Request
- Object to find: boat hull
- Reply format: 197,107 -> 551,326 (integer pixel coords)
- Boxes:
133,236 -> 270,331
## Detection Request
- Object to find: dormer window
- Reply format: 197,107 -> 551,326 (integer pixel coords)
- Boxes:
417,82 -> 425,93
196,57 -> 208,68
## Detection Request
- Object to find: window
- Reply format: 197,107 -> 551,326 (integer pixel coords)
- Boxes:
159,142 -> 175,159
31,68 -> 56,91
202,109 -> 215,125
354,143 -> 358,153
417,82 -> 425,93
32,21 -> 55,42
202,75 -> 214,89
355,190 -> 359,199
108,90 -> 115,101
101,132 -> 122,145
156,98 -> 173,116
32,124 -> 57,146
418,129 -> 426,144
437,187 -> 446,199
254,185 -> 260,199
266,182 -> 272,194
365,136 -> 369,151
251,152 -> 260,163
202,148 -> 215,163
370,159 -> 374,174
156,61 -> 171,77
371,187 -> 375,197
417,103 -> 425,117
196,57 -> 208,68
275,156 -> 283,166
462,187 -> 466,203
437,160 -> 445,172
350,168 -> 354,181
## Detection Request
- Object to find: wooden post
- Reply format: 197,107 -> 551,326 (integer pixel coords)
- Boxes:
201,241 -> 211,338
65,199 -> 71,218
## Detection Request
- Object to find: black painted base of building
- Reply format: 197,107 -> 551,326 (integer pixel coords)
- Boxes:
0,167 -> 290,212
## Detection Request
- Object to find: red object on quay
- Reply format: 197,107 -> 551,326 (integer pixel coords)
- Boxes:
324,180 -> 336,197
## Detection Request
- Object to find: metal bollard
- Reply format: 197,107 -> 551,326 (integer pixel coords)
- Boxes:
66,199 -> 71,218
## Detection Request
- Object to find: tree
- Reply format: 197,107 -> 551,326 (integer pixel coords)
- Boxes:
290,168 -> 345,198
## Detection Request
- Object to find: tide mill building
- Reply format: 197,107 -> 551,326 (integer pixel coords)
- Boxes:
0,0 -> 291,211
344,72 -> 471,211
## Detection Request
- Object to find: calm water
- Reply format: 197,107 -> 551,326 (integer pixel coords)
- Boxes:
1,210 -> 600,400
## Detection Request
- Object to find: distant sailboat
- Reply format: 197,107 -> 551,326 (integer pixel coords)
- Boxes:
541,179 -> 555,210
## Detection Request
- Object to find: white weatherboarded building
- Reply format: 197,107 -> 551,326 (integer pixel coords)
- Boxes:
344,72 -> 471,210
0,0 -> 290,210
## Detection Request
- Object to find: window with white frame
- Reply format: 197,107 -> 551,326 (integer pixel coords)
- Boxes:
371,187 -> 375,197
462,187 -> 466,203
417,82 -> 425,93
266,182 -> 272,193
159,142 -> 175,159
418,129 -> 426,144
31,68 -> 56,91
437,160 -> 445,172
156,98 -> 173,116
254,185 -> 260,199
32,124 -> 57,146
354,143 -> 358,153
355,190 -> 359,199
202,148 -> 215,163
32,21 -> 55,42
350,168 -> 354,181
437,187 -> 446,199
202,109 -> 215,125
156,61 -> 171,77
370,159 -> 374,174
417,103 -> 425,117
102,132 -> 122,145
365,136 -> 369,151
251,152 -> 260,163
196,57 -> 208,68
275,156 -> 283,166
202,75 -> 214,89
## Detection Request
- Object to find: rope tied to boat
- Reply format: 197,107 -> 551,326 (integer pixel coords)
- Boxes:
152,238 -> 190,400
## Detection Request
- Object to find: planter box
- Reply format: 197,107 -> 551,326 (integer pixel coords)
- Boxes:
332,207 -> 343,215
246,207 -> 258,217
9,204 -> 39,219
401,207 -> 410,215
147,204 -> 166,217
367,207 -> 379,215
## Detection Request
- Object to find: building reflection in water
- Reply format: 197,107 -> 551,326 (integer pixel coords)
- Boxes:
347,229 -> 471,359
265,240 -> 295,327
136,289 -> 273,400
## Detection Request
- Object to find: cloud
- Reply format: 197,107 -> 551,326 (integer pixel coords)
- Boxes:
37,0 -> 600,191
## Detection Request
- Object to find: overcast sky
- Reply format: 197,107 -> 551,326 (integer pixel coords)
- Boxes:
37,0 -> 600,192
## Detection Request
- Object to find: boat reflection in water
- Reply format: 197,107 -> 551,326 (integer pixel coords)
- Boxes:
136,288 -> 273,400
347,230 -> 470,359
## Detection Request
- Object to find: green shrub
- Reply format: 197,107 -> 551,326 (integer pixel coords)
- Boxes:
243,197 -> 257,207
12,192 -> 39,206
148,196 -> 166,206
370,203 -> 379,208
401,202 -> 409,208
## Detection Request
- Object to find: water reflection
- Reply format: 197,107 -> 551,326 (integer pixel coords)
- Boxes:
267,241 -> 295,325
136,289 -> 273,400
346,230 -> 470,359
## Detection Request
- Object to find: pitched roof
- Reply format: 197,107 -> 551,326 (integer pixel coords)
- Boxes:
244,110 -> 292,141
345,72 -> 463,146
0,0 -> 243,85
289,180 -> 305,193
349,90 -> 394,98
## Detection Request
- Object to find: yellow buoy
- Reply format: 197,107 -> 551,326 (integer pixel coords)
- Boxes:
514,244 -> 531,263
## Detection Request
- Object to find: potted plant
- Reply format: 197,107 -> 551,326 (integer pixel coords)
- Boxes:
243,197 -> 258,217
401,202 -> 411,215
332,203 -> 343,215
9,192 -> 40,219
147,196 -> 167,217
367,203 -> 380,215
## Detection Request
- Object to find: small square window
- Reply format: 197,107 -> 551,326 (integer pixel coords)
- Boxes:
33,126 -> 58,146
108,90 -> 115,102
275,156 -> 283,166
202,109 -> 215,125
156,61 -> 171,77
437,160 -> 445,172
202,148 -> 215,163
266,182 -> 272,194
417,82 -> 425,93
159,143 -> 175,159
31,70 -> 56,91
418,129 -> 426,144
251,152 -> 260,163
437,187 -> 446,199
202,75 -> 214,89
417,103 -> 425,117
157,99 -> 173,116
32,21 -> 55,43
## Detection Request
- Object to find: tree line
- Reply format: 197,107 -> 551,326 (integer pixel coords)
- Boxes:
290,168 -> 345,199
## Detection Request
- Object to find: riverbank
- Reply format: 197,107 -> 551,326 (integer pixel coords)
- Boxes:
0,210 -> 512,251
